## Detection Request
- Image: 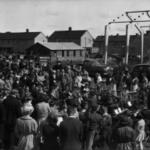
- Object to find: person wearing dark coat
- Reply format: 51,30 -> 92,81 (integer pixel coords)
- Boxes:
0,97 -> 5,149
147,88 -> 150,109
3,89 -> 22,150
49,69 -> 57,92
59,106 -> 83,150
40,112 -> 59,150
79,101 -> 89,150
96,106 -> 112,150
85,96 -> 102,150
113,115 -> 135,150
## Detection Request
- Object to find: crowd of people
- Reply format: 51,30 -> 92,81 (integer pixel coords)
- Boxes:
0,54 -> 150,150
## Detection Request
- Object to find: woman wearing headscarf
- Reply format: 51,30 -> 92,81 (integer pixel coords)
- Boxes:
15,104 -> 38,150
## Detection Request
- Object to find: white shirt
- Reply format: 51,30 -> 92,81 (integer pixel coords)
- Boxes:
97,75 -> 102,83
75,75 -> 82,87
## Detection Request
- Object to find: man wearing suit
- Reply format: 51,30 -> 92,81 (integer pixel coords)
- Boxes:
59,105 -> 83,150
3,89 -> 21,150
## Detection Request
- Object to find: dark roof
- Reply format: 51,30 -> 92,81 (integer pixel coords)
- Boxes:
49,30 -> 87,40
95,35 -> 126,42
0,32 -> 41,40
95,34 -> 140,42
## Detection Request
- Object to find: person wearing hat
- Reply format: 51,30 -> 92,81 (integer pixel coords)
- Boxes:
85,96 -> 102,150
82,71 -> 92,84
79,101 -> 88,150
66,97 -> 79,119
66,65 -> 74,91
113,115 -> 135,150
3,89 -> 22,150
0,93 -> 5,149
97,106 -> 112,150
60,68 -> 68,92
15,104 -> 38,150
131,76 -> 139,92
121,68 -> 131,91
0,74 -> 5,89
21,96 -> 33,112
49,69 -> 57,92
20,86 -> 32,100
4,74 -> 13,92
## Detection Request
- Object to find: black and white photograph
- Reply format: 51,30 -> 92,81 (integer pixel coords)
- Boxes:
1,0 -> 150,150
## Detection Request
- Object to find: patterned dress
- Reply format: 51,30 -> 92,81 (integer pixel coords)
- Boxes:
15,116 -> 38,150
114,126 -> 135,150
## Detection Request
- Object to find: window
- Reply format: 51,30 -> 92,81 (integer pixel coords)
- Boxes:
73,50 -> 76,57
80,50 -> 82,56
62,51 -> 64,57
67,51 -> 69,57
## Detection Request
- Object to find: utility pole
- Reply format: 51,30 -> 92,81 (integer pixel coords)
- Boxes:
140,25 -> 150,63
126,10 -> 150,64
104,10 -> 150,65
134,24 -> 144,64
104,25 -> 109,65
141,32 -> 144,63
126,24 -> 130,64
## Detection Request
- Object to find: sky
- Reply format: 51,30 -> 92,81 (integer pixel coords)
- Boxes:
1,0 -> 150,37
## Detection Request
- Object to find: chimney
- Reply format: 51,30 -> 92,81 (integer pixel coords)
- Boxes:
26,28 -> 29,33
68,27 -> 72,31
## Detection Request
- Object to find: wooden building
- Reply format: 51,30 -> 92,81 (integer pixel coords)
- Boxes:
0,29 -> 47,54
48,27 -> 93,55
26,42 -> 85,63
